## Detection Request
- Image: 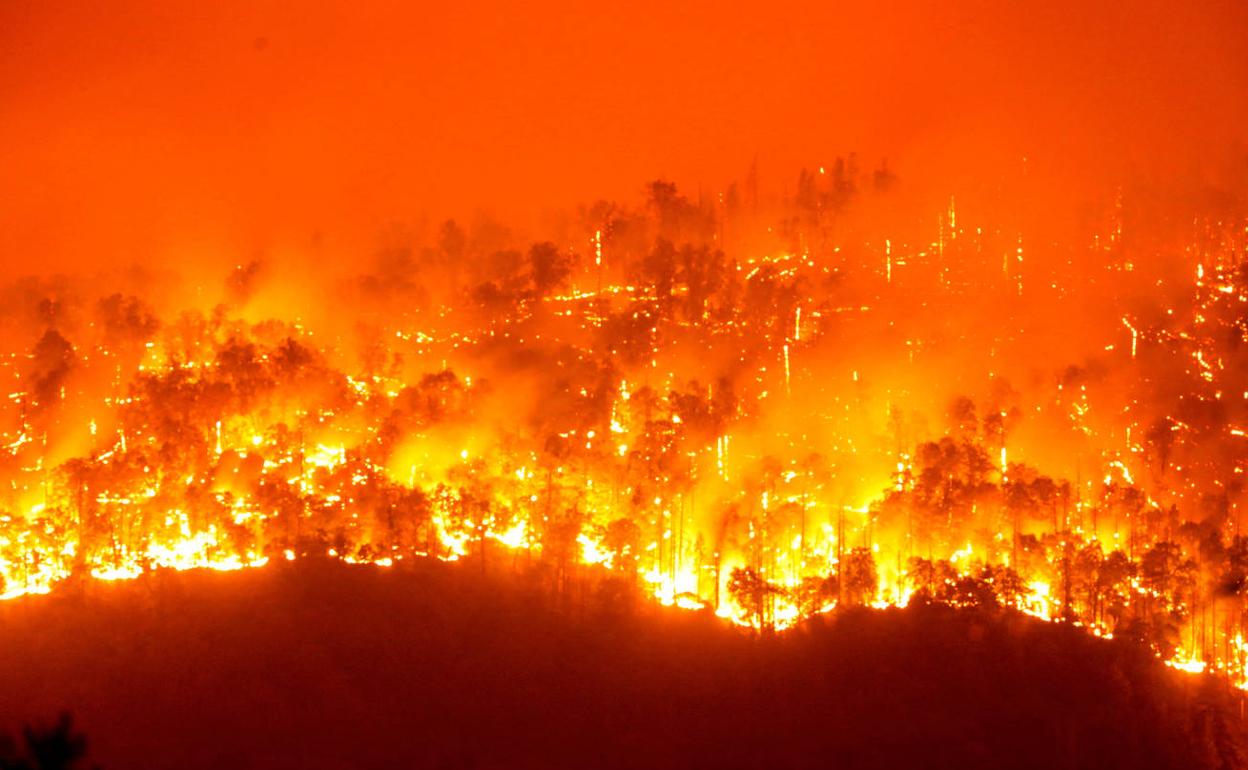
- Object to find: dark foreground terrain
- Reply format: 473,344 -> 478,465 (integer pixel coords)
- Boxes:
1,560 -> 1244,770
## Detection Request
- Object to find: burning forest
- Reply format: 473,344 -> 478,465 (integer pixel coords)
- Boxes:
5,170 -> 1248,679
4,1 -> 1248,767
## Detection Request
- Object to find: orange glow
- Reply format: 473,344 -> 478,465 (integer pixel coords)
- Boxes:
3,0 -> 1248,702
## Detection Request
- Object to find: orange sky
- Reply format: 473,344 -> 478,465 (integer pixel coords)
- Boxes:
2,0 -> 1246,276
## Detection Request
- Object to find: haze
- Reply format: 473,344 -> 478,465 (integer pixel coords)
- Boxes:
2,0 -> 1246,278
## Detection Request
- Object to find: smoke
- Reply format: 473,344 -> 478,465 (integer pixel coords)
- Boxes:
2,0 -> 1246,280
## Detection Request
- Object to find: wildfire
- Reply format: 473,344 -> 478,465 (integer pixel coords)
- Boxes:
1,180 -> 1246,695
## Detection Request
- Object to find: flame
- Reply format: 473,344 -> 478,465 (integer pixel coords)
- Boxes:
0,189 -> 1246,694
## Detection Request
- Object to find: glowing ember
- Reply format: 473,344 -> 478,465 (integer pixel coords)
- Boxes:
1,165 -> 1248,694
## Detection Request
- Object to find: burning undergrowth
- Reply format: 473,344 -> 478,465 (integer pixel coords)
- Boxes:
2,170 -> 1248,690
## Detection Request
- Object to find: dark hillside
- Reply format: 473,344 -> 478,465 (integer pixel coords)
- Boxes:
1,561 -> 1243,770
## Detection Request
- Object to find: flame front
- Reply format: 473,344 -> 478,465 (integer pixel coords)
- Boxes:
2,182 -> 1248,694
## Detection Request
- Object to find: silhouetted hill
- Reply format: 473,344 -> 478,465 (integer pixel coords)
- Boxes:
1,561 -> 1244,770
